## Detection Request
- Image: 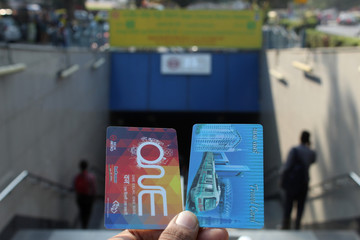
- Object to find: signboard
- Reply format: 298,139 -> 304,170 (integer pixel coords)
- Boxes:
110,10 -> 262,49
294,0 -> 307,4
161,54 -> 211,75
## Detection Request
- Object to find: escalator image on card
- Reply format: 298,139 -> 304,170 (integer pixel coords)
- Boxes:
105,127 -> 183,229
186,124 -> 264,228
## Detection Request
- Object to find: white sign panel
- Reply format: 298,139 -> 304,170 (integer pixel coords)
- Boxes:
161,54 -> 212,75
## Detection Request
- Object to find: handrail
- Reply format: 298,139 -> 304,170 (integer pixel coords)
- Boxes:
264,165 -> 282,184
0,171 -> 29,202
263,167 -> 360,200
350,172 -> 360,186
0,170 -> 73,202
264,165 -> 360,190
308,171 -> 360,200
90,166 -> 105,181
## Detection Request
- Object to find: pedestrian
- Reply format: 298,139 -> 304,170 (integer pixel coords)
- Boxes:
74,159 -> 96,229
280,130 -> 316,229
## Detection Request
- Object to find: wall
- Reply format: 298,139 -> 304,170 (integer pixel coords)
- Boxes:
0,44 -> 109,233
109,51 -> 262,188
261,47 -> 360,225
110,51 -> 260,112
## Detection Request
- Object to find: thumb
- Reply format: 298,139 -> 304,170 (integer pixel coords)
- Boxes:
159,211 -> 199,240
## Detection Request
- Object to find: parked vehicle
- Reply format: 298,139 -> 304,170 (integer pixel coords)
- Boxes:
0,16 -> 22,42
319,8 -> 338,25
337,12 -> 358,25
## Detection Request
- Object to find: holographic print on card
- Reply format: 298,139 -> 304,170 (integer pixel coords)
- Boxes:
186,124 -> 264,228
105,127 -> 183,229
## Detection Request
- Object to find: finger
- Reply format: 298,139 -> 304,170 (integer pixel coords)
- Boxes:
159,211 -> 199,240
198,228 -> 229,240
109,229 -> 162,240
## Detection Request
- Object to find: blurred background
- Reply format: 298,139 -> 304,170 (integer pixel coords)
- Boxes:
0,0 -> 360,239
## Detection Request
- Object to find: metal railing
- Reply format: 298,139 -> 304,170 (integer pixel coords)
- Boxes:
308,171 -> 360,200
264,165 -> 282,184
3,169 -> 359,203
263,25 -> 300,49
264,166 -> 360,201
0,170 -> 73,202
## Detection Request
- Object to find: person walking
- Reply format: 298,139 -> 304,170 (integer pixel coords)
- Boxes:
280,130 -> 316,229
74,160 -> 96,229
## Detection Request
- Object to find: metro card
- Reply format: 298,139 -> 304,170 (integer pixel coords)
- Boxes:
186,124 -> 264,228
105,127 -> 183,229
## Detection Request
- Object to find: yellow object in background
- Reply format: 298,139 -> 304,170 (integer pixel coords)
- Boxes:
294,0 -> 308,4
109,10 -> 262,49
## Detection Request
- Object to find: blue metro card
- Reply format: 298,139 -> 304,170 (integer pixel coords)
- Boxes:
186,124 -> 264,228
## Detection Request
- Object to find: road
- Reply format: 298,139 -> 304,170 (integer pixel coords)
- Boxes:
316,22 -> 360,38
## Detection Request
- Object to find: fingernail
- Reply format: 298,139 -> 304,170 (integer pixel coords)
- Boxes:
175,211 -> 198,230
109,237 -> 132,240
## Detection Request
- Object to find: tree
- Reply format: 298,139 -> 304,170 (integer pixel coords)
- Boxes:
171,0 -> 195,8
265,0 -> 291,8
64,0 -> 75,21
0,0 -> 9,8
309,0 -> 358,10
51,0 -> 84,22
75,0 -> 86,9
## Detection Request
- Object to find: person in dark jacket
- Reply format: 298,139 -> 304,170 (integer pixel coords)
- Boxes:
281,130 -> 316,230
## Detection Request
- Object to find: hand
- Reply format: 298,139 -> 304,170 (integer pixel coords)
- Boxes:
109,211 -> 229,240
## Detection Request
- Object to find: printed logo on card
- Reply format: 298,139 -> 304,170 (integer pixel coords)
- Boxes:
110,135 -> 117,152
136,141 -> 168,216
108,165 -> 119,183
105,127 -> 183,229
111,200 -> 120,213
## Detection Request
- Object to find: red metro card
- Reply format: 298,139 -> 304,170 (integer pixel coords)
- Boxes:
105,127 -> 183,229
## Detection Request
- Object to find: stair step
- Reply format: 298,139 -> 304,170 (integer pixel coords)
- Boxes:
12,230 -> 119,240
228,230 -> 360,240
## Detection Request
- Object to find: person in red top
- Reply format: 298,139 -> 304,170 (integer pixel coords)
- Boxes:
74,160 -> 96,229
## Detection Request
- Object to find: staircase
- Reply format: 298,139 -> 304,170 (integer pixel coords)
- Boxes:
3,171 -> 360,240
10,199 -> 360,240
6,198 -> 360,240
228,230 -> 360,240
